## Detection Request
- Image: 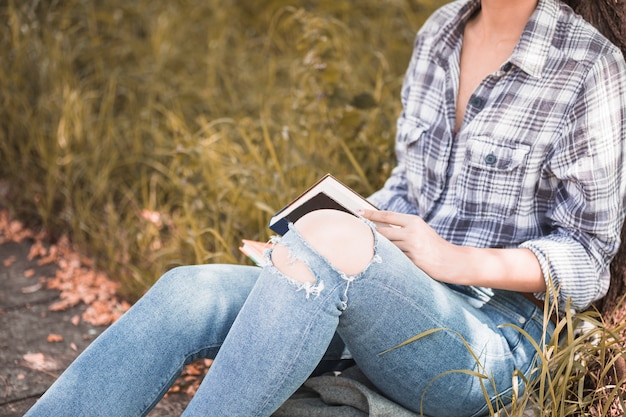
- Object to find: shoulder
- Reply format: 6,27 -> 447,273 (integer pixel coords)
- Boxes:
417,0 -> 470,38
410,0 -> 476,60
552,2 -> 624,69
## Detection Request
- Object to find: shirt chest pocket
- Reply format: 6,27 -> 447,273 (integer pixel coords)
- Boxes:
455,137 -> 531,221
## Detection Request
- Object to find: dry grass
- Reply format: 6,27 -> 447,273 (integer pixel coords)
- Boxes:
505,305 -> 626,417
0,0 -> 440,297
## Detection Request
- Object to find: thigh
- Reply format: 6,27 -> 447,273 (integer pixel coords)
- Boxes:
337,233 -> 550,417
146,264 -> 262,355
150,263 -> 348,363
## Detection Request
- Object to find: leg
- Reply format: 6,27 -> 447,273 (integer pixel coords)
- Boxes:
184,210 -> 551,417
25,264 -> 261,417
181,210 -> 377,416
335,262 -> 551,416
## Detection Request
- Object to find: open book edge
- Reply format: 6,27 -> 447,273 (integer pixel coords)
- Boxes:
268,174 -> 378,235
239,239 -> 271,267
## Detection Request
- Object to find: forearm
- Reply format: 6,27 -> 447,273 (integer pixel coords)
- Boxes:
362,209 -> 547,293
442,245 -> 546,293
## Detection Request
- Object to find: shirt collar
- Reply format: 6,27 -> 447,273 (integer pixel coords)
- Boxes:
433,0 -> 559,79
432,0 -> 480,69
510,0 -> 559,78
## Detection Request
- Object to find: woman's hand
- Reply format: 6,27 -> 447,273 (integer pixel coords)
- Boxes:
359,210 -> 459,282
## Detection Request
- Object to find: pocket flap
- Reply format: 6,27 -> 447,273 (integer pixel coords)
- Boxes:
396,117 -> 429,145
465,137 -> 530,172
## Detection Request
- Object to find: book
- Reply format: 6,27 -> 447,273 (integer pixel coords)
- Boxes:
239,239 -> 271,266
268,174 -> 378,235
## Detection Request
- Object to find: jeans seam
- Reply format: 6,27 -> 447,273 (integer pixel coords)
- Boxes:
139,341 -> 224,416
251,283 -> 345,417
139,361 -> 185,416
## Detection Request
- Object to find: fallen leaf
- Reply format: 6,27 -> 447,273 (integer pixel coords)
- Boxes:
47,334 -> 63,343
71,315 -> 81,326
3,218 -> 33,242
27,241 -> 46,261
24,268 -> 35,278
70,342 -> 78,351
185,365 -> 203,376
21,283 -> 42,294
22,353 -> 46,367
48,299 -> 75,312
17,374 -> 25,380
36,246 -> 57,266
3,255 -> 16,267
21,352 -> 60,374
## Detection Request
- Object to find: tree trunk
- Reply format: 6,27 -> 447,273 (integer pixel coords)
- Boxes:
596,221 -> 626,326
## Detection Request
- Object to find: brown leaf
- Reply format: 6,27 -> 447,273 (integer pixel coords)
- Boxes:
48,299 -> 75,312
3,255 -> 16,267
27,241 -> 46,261
21,283 -> 42,294
24,268 -> 35,278
185,365 -> 203,376
185,385 -> 199,396
47,334 -> 63,343
36,246 -> 57,266
22,352 -> 60,372
23,353 -> 45,365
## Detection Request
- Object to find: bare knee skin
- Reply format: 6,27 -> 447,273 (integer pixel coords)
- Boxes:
271,210 -> 375,284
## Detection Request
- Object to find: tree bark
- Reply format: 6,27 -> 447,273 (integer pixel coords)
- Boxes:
595,221 -> 626,326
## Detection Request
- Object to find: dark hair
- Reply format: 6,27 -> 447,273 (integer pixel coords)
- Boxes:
561,0 -> 626,57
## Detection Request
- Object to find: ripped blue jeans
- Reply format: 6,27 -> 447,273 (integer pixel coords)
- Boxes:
25,222 -> 553,417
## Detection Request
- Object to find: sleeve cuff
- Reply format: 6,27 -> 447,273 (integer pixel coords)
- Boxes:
519,236 -> 606,312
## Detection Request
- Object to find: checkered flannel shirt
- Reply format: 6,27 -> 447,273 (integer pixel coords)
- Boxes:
368,0 -> 626,310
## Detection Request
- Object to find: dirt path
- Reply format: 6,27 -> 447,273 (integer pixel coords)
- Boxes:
0,214 -> 192,416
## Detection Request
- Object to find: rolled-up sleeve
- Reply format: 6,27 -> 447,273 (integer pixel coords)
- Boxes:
520,51 -> 626,311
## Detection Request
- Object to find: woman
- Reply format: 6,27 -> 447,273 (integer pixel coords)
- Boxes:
25,0 -> 626,416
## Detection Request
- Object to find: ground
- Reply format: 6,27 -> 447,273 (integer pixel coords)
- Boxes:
0,210 -> 203,416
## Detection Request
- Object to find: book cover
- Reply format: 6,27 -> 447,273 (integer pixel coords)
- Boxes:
268,174 -> 378,235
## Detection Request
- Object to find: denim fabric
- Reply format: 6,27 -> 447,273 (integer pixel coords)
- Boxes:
25,223 -> 553,417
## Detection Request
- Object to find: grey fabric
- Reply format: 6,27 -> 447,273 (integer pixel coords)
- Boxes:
273,367 -> 419,417
272,367 -> 542,417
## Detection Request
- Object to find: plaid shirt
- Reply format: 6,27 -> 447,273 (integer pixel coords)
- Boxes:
368,0 -> 626,310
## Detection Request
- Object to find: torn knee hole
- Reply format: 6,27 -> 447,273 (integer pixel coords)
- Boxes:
294,210 -> 374,276
270,243 -> 316,284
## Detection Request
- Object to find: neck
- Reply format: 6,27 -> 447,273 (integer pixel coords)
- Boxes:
470,0 -> 538,42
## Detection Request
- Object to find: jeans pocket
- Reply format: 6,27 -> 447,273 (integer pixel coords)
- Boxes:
466,286 -> 543,354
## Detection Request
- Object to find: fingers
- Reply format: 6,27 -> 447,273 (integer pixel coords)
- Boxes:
375,224 -> 406,242
359,209 -> 411,227
358,210 -> 412,243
